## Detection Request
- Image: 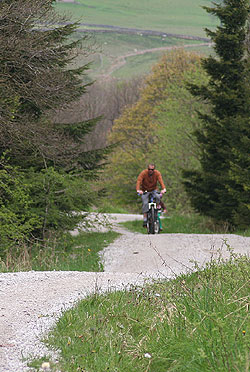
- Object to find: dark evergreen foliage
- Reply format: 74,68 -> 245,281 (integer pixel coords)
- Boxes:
183,0 -> 250,228
0,0 -> 110,245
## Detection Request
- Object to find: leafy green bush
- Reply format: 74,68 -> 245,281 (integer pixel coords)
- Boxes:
0,156 -> 97,255
102,50 -> 208,213
27,167 -> 95,238
0,158 -> 41,255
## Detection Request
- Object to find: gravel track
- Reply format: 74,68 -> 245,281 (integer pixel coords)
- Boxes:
0,214 -> 249,372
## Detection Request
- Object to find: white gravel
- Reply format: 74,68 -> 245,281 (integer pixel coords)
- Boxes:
0,213 -> 249,372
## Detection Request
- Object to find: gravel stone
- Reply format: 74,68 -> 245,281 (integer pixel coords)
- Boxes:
0,213 -> 249,371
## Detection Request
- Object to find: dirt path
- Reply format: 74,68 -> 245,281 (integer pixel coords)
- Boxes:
42,21 -> 212,79
100,42 -> 212,78
0,213 -> 249,372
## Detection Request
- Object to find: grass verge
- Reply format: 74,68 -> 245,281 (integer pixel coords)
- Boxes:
93,200 -> 130,214
30,252 -> 250,371
120,214 -> 250,236
0,231 -> 119,273
120,214 -> 217,234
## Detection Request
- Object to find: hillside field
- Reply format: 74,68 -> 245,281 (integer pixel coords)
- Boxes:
55,0 -> 217,79
71,32 -> 208,79
55,0 -> 217,37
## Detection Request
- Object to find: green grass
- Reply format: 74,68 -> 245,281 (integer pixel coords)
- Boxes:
112,51 -> 164,79
56,1 -> 216,80
89,34 -> 169,79
91,198 -> 131,214
55,0 -> 218,38
120,214 -> 250,236
30,253 -> 250,371
111,43 -> 211,79
120,214 -> 219,234
92,33 -> 183,56
72,32 -> 209,79
96,205 -> 130,214
183,43 -> 215,57
0,231 -> 119,272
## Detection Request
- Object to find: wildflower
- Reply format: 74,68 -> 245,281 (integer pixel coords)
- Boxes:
88,249 -> 91,252
41,362 -> 50,370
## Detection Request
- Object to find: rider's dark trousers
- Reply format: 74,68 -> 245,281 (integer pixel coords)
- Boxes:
141,190 -> 161,213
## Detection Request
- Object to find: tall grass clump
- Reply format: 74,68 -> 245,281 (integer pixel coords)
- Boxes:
33,251 -> 250,371
0,231 -> 119,273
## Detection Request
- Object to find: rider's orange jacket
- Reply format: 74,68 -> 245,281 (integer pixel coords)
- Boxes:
136,169 -> 166,192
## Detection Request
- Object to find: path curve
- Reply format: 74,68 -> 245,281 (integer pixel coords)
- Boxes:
41,21 -> 212,79
100,42 -> 212,78
0,213 -> 249,372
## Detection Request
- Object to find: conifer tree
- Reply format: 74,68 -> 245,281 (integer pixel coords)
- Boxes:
228,45 -> 250,228
0,0 -> 109,241
0,0 -> 107,174
183,0 -> 250,228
